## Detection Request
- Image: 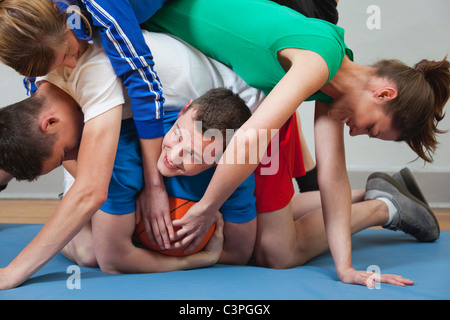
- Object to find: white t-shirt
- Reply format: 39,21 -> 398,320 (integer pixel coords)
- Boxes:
48,31 -> 266,195
39,31 -> 265,122
38,35 -> 132,122
144,31 -> 266,113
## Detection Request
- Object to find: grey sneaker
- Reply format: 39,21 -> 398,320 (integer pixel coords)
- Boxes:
365,172 -> 440,242
392,167 -> 428,205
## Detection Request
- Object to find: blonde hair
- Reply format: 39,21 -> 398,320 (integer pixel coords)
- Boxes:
0,0 -> 68,77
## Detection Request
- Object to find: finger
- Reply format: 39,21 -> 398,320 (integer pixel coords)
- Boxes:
380,275 -> 414,286
144,218 -> 156,246
172,225 -> 190,242
172,217 -> 186,228
184,234 -> 205,254
150,218 -> 166,249
156,218 -> 171,249
164,214 -> 175,240
171,231 -> 197,249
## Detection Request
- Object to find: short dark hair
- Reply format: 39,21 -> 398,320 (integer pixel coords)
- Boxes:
186,88 -> 252,149
0,94 -> 57,181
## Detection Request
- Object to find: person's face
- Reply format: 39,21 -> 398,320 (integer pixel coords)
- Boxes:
51,29 -> 84,70
39,86 -> 84,175
157,107 -> 224,177
328,89 -> 401,141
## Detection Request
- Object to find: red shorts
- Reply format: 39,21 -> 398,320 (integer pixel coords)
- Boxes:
254,115 -> 305,213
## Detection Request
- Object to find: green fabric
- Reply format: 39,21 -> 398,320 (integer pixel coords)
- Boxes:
146,0 -> 353,103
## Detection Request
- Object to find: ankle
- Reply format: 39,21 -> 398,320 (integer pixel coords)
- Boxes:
372,199 -> 392,226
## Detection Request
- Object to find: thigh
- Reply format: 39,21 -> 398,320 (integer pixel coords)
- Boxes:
254,201 -> 298,268
221,219 -> 257,265
61,220 -> 97,268
91,210 -> 136,260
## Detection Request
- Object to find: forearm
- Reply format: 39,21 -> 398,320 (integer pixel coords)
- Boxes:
314,101 -> 353,279
104,246 -> 217,274
140,137 -> 165,188
3,107 -> 122,288
4,186 -> 105,288
318,172 -> 353,277
199,50 -> 328,213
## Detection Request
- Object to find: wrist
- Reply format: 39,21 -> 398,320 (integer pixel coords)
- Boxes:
336,266 -> 356,282
1,265 -> 24,290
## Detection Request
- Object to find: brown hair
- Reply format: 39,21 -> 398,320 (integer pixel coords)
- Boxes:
373,56 -> 450,162
0,0 -> 69,77
186,88 -> 252,149
0,93 -> 57,181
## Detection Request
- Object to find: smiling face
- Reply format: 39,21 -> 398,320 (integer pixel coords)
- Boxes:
327,87 -> 401,141
157,107 -> 224,177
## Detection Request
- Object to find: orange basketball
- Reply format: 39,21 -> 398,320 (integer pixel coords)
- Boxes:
134,197 -> 216,256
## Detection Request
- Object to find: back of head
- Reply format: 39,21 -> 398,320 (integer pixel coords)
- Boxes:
0,94 -> 56,181
187,88 -> 252,148
0,0 -> 66,77
373,56 -> 450,162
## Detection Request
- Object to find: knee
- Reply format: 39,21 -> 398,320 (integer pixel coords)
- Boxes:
253,238 -> 298,269
253,251 -> 293,269
62,244 -> 98,269
77,252 -> 98,269
96,251 -> 123,274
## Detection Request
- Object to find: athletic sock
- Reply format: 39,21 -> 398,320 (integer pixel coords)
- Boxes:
377,197 -> 398,227
295,166 -> 319,193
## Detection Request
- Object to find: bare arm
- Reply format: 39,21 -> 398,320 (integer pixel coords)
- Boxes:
314,101 -> 353,279
219,219 -> 257,265
0,106 -> 122,289
173,49 -> 329,251
136,138 -> 172,250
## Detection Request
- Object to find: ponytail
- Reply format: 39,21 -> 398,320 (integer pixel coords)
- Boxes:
373,56 -> 450,162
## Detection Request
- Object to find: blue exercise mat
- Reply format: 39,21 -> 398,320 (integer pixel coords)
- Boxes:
0,223 -> 449,300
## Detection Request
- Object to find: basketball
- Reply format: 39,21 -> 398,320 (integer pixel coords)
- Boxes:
134,197 -> 216,256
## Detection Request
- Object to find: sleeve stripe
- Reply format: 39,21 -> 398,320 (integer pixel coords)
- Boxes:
82,0 -> 163,119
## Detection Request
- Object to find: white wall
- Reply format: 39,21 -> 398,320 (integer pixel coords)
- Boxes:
298,0 -> 450,207
1,0 -> 449,206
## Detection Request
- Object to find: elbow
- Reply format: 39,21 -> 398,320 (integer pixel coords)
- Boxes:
92,189 -> 108,209
69,182 -> 109,213
83,187 -> 108,211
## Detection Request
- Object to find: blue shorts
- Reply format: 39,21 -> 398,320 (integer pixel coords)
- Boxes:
100,118 -> 144,215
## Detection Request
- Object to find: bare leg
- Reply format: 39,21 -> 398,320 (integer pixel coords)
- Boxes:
254,192 -> 389,269
60,220 -> 98,268
291,189 -> 365,220
296,112 -> 315,173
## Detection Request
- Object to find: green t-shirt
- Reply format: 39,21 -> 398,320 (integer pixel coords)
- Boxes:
146,0 -> 353,103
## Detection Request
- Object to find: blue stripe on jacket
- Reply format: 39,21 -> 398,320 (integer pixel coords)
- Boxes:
80,0 -> 166,139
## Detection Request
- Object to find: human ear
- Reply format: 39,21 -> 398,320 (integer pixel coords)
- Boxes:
374,87 -> 398,101
40,116 -> 60,133
177,99 -> 193,118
